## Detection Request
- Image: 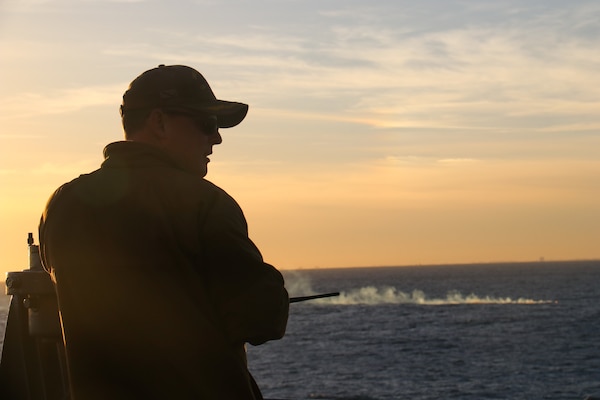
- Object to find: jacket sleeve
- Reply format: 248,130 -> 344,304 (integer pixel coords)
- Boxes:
201,190 -> 289,346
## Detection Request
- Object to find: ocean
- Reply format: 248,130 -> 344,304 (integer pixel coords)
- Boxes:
248,261 -> 600,400
2,261 -> 600,399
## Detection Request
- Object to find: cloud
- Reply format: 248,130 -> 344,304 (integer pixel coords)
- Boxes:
2,0 -> 146,8
139,5 -> 600,137
90,1 -> 600,128
4,0 -> 599,154
0,84 -> 124,120
437,158 -> 479,164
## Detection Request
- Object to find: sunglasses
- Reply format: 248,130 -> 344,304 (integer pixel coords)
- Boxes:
162,109 -> 219,136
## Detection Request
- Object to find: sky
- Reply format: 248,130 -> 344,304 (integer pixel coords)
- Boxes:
1,0 -> 599,274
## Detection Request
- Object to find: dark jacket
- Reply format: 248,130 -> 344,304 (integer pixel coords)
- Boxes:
39,141 -> 289,400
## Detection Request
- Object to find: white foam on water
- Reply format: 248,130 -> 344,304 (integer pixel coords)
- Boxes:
284,271 -> 556,306
317,286 -> 555,305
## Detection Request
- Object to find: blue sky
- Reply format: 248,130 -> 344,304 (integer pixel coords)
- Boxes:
1,0 -> 599,271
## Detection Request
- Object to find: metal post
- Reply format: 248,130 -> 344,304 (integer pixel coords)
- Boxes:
0,234 -> 69,400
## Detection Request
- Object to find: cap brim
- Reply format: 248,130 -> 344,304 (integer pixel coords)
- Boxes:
183,101 -> 248,128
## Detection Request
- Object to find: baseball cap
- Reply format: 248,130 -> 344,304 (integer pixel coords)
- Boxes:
120,64 -> 249,128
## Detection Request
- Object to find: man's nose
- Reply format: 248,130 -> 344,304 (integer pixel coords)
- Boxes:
212,131 -> 222,145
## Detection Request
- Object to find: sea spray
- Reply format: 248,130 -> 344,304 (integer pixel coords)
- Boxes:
283,272 -> 554,306
319,287 -> 555,305
283,270 -> 318,297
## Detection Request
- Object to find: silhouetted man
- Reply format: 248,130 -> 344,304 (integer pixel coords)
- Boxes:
39,65 -> 289,399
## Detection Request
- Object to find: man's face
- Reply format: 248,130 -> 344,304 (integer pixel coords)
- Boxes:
160,112 -> 222,177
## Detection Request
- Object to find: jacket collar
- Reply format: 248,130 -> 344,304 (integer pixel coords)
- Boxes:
102,141 -> 180,170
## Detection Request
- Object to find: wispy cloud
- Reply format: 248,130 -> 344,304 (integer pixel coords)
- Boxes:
0,84 -> 124,120
11,0 -> 595,138
104,2 -> 600,136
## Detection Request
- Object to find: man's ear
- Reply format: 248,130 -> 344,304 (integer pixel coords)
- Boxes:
147,109 -> 168,140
